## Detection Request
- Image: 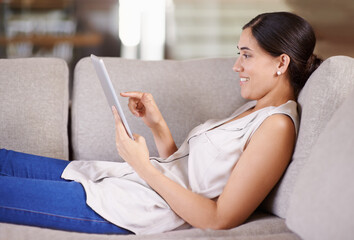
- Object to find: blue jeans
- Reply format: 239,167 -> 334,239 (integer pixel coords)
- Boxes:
0,149 -> 132,234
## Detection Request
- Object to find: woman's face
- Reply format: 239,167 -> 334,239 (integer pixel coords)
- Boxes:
233,27 -> 281,100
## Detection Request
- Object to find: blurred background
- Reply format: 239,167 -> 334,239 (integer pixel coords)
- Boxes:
0,0 -> 353,66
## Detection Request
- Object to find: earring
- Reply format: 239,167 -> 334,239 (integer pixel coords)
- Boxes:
276,71 -> 281,76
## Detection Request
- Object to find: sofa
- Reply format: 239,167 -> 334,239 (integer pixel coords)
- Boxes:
0,55 -> 353,240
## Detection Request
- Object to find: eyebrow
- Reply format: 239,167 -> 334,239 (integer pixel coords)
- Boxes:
237,46 -> 252,51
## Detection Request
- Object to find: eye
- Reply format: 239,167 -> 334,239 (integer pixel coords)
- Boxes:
243,54 -> 250,59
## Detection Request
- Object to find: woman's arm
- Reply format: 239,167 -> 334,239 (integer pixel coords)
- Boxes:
120,92 -> 177,158
114,108 -> 296,229
149,118 -> 178,159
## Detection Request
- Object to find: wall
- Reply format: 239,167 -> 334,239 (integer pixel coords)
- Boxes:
168,0 -> 354,60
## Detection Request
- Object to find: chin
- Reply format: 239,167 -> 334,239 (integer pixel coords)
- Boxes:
240,88 -> 261,101
241,93 -> 258,102
240,91 -> 251,100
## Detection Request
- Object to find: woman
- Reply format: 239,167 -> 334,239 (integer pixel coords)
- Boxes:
0,12 -> 322,235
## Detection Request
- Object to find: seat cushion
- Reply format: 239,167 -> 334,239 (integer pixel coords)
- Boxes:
261,56 -> 354,217
0,58 -> 69,160
0,212 -> 300,240
286,88 -> 354,240
71,57 -> 246,161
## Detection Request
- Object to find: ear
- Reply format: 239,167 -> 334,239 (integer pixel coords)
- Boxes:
276,54 -> 291,74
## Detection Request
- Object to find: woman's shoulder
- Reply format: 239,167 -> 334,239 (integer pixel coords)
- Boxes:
267,100 -> 299,134
272,100 -> 298,112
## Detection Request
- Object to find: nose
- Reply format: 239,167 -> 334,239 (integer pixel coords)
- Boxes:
232,57 -> 243,72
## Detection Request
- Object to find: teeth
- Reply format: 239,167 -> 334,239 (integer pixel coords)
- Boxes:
240,77 -> 249,82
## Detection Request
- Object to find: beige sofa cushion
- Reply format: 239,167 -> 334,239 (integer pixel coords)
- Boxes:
71,57 -> 245,161
286,88 -> 354,240
0,212 -> 300,240
0,58 -> 69,160
261,56 -> 354,217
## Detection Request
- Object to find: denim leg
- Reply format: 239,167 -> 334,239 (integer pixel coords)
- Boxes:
0,149 -> 69,181
0,175 -> 132,234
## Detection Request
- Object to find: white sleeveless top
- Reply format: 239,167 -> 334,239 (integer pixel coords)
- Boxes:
62,100 -> 298,235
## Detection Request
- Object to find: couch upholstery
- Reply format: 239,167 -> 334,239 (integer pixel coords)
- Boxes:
0,58 -> 69,160
0,55 -> 353,240
286,81 -> 354,240
1,212 -> 302,240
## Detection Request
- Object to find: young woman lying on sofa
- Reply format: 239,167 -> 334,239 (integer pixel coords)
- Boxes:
0,12 -> 322,235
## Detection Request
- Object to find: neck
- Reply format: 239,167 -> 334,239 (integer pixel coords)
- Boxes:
253,78 -> 296,111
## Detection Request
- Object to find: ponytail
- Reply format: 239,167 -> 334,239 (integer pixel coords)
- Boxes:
305,53 -> 323,80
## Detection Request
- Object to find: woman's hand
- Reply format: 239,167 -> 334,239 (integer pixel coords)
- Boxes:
112,106 -> 151,172
120,92 -> 164,130
121,91 -> 177,159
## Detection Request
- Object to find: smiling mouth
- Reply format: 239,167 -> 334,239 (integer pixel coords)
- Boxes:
240,77 -> 250,82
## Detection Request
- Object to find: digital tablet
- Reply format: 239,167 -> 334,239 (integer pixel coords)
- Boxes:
90,54 -> 134,140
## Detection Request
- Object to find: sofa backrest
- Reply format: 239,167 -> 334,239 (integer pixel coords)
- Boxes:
0,58 -> 69,160
71,57 -> 246,161
261,56 -> 354,218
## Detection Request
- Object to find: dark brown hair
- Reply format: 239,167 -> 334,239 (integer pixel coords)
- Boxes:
243,12 -> 323,97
